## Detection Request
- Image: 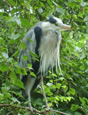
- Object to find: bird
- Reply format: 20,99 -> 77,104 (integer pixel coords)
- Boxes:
18,15 -> 71,111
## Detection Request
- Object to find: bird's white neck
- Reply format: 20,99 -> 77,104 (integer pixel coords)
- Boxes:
38,29 -> 62,74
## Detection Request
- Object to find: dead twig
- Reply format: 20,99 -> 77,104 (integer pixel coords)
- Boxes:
0,104 -> 69,115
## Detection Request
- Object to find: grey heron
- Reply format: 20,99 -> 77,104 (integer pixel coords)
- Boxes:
18,15 -> 71,110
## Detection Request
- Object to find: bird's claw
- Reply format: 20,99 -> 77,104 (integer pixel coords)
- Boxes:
30,106 -> 33,111
45,107 -> 54,115
50,108 -> 53,115
29,106 -> 34,115
29,104 -> 33,112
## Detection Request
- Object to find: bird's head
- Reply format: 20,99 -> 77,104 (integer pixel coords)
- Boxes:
42,15 -> 71,31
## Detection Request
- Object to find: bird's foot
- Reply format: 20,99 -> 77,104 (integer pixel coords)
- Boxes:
45,107 -> 54,115
29,103 -> 34,112
50,108 -> 53,115
29,106 -> 34,115
29,106 -> 33,111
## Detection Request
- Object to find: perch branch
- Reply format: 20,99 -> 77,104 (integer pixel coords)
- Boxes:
0,104 -> 69,115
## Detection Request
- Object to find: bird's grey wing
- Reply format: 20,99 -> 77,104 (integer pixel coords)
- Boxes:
18,22 -> 43,79
19,22 -> 43,67
18,30 -> 35,68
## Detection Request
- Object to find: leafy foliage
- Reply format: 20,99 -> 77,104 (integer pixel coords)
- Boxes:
0,0 -> 88,115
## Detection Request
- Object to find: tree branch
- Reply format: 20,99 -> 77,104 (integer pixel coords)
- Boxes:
0,104 -> 69,115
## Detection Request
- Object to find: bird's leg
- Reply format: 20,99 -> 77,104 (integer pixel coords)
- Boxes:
40,76 -> 49,109
28,90 -> 33,111
27,77 -> 36,111
40,76 -> 54,115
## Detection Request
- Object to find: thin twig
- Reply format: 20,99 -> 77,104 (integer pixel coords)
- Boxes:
0,104 -> 69,115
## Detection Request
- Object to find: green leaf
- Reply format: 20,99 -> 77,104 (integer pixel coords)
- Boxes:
10,71 -> 24,88
10,91 -> 23,98
37,8 -> 43,14
10,16 -> 18,22
23,55 -> 28,61
81,2 -> 88,7
51,73 -> 57,77
10,71 -> 17,83
15,79 -> 24,89
0,93 -> 3,102
74,112 -> 82,115
20,42 -> 27,49
51,84 -> 56,89
80,53 -> 85,60
8,0 -> 16,6
66,74 -> 71,79
27,64 -> 32,70
67,96 -> 73,101
1,87 -> 11,98
12,50 -> 19,57
29,51 -> 39,58
73,52 -> 80,57
11,97 -> 19,103
0,37 -> 5,44
56,83 -> 61,89
27,38 -> 34,43
44,86 -> 53,96
21,18 -> 30,27
30,72 -> 36,77
55,96 -> 59,101
79,97 -> 87,105
70,104 -> 79,111
2,52 -> 8,59
0,63 -> 9,72
84,16 -> 88,21
15,67 -> 27,75
67,88 -> 75,95
27,64 -> 32,68
56,8 -> 65,14
8,39 -> 15,45
59,77 -> 65,81
34,98 -> 43,106
67,2 -> 76,8
11,34 -> 20,40
75,0 -> 81,2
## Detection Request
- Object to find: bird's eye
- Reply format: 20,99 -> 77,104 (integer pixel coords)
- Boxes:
55,22 -> 58,26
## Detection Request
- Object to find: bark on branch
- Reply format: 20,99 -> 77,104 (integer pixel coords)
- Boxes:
0,104 -> 69,115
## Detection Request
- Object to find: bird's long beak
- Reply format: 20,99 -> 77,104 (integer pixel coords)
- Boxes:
61,24 -> 71,30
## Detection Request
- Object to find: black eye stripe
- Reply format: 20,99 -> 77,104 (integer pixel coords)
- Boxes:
47,15 -> 57,24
